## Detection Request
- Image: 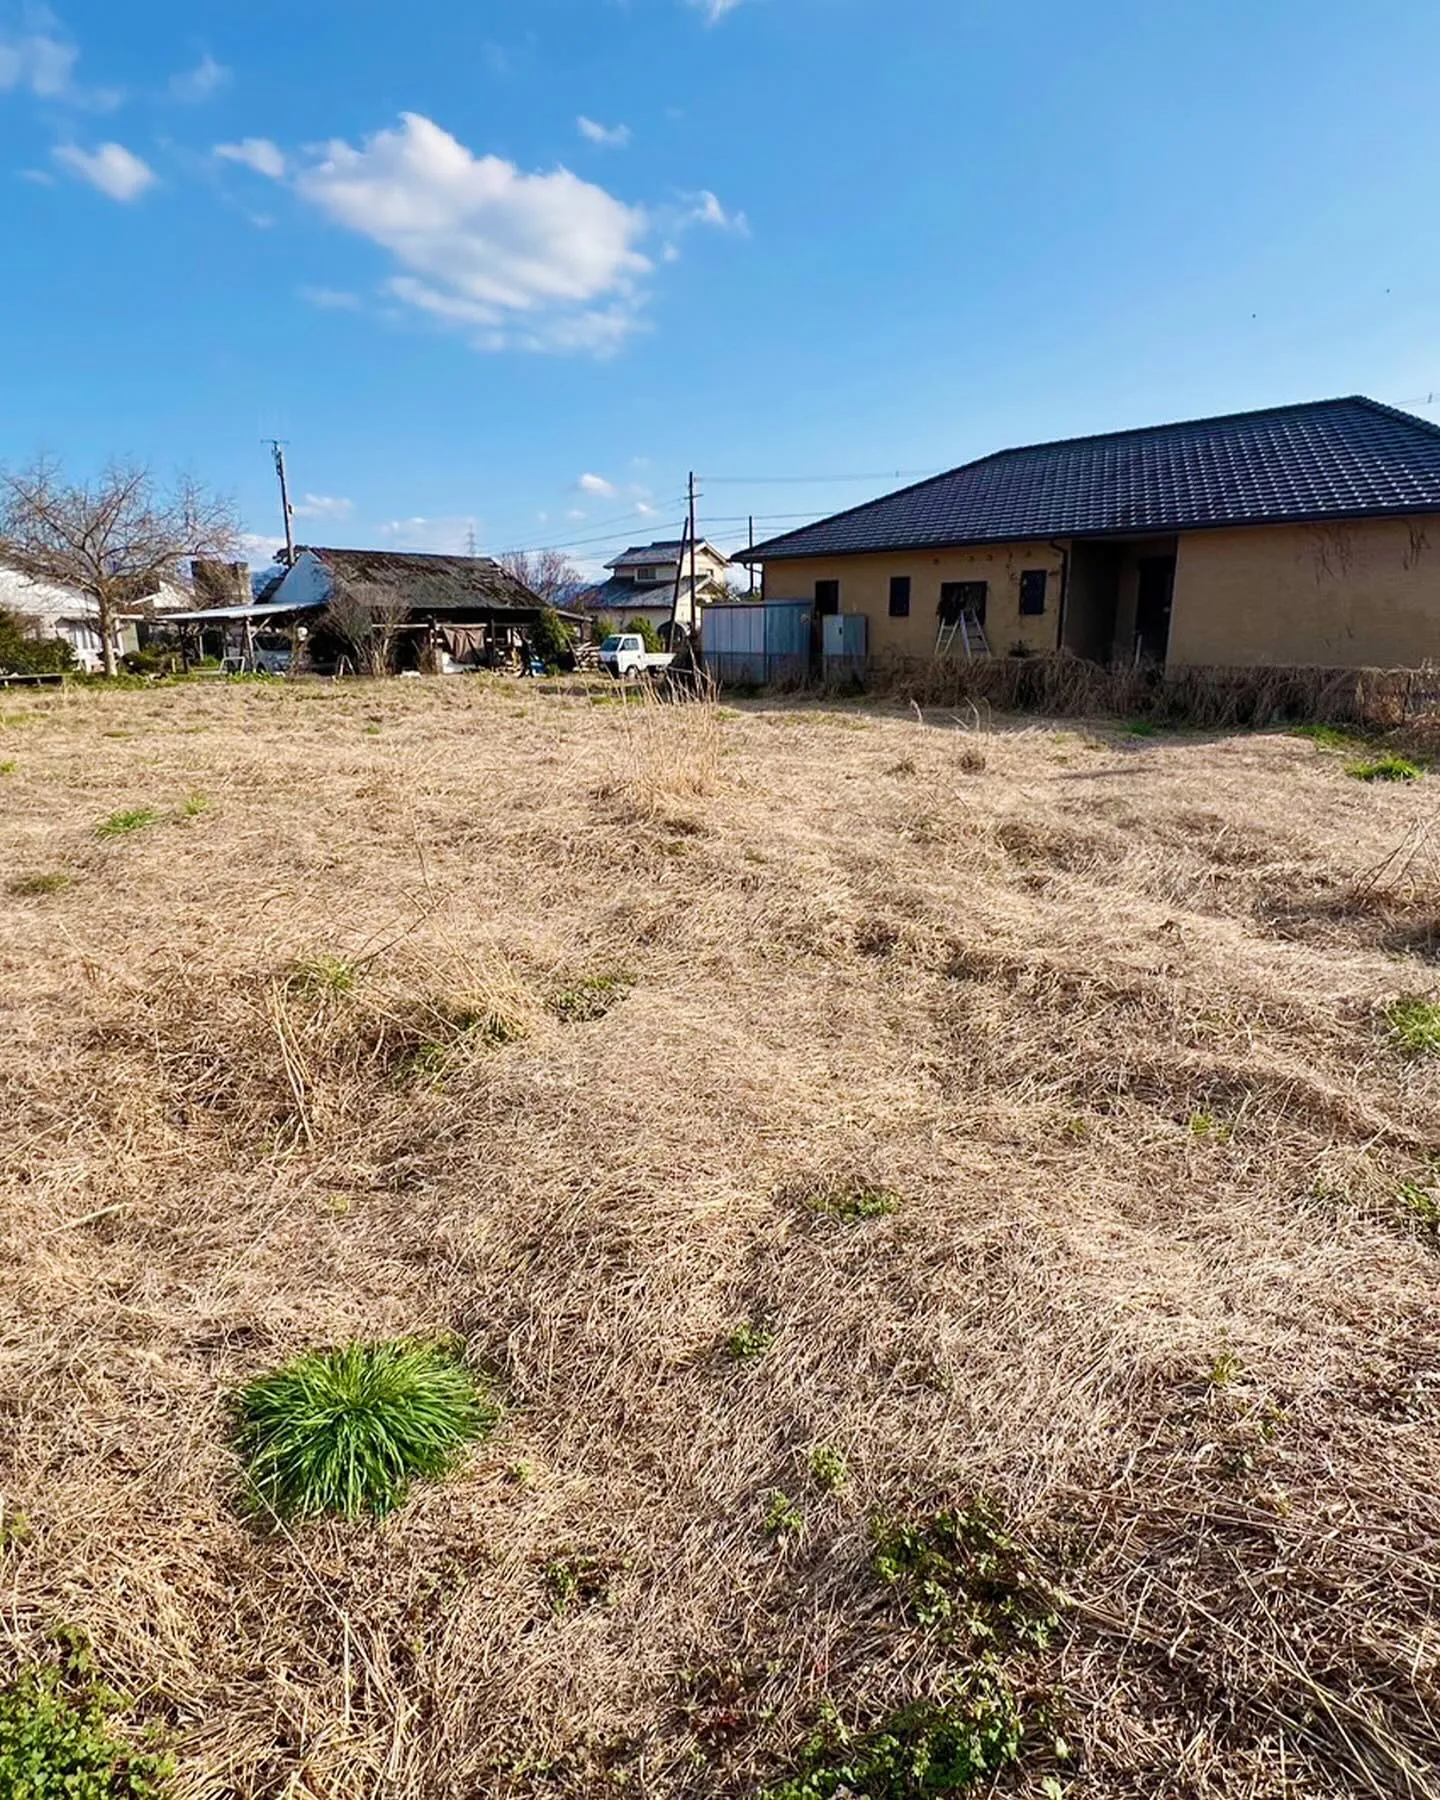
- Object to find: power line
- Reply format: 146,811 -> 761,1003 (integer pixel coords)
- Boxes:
700,467 -> 940,486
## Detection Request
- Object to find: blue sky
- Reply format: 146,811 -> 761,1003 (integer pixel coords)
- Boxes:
3,0 -> 1440,573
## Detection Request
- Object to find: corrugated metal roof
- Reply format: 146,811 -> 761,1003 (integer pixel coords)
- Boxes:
741,397 -> 1440,561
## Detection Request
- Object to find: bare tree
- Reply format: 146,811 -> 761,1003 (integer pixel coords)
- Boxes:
324,580 -> 411,677
0,458 -> 238,677
499,547 -> 583,606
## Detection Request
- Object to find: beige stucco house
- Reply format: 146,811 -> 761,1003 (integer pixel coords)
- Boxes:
738,397 -> 1440,670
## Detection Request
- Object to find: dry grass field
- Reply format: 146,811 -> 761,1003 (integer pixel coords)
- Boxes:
2,676 -> 1439,1799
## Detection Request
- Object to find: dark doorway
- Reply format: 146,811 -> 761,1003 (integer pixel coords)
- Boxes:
1134,556 -> 1175,664
938,580 -> 987,627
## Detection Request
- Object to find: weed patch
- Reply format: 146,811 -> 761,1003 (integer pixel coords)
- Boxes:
762,1674 -> 1024,1799
1396,1179 -> 1440,1235
871,1499 -> 1063,1646
289,953 -> 358,997
95,807 -> 159,840
547,970 -> 633,1024
763,1492 -> 803,1538
544,1553 -> 615,1614
0,758 -> 15,775
1292,723 -> 1368,753
725,1322 -> 774,1363
0,1650 -> 170,1800
1386,994 -> 1440,1054
180,791 -> 209,817
806,1445 -> 848,1492
799,1180 -> 900,1224
233,1340 -> 496,1523
7,871 -> 71,897
1348,755 -> 1422,783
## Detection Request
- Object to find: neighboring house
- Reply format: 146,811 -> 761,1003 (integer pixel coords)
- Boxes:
166,545 -> 570,672
738,397 -> 1440,670
0,561 -> 188,670
578,539 -> 730,637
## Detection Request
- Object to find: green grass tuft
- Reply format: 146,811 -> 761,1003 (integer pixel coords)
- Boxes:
7,871 -> 72,897
290,953 -> 358,997
1291,722 -> 1367,752
1347,755 -> 1423,783
0,758 -> 16,775
1122,719 -> 1158,738
179,791 -> 209,817
95,807 -> 160,840
0,1659 -> 170,1800
232,1340 -> 496,1523
762,1674 -> 1024,1799
1386,995 -> 1440,1054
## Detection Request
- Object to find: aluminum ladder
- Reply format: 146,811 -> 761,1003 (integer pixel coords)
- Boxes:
936,609 -> 991,660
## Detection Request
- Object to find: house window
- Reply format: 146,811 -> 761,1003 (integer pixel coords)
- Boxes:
814,579 -> 840,616
1019,569 -> 1047,615
889,576 -> 911,618
938,580 -> 987,625
636,566 -> 658,583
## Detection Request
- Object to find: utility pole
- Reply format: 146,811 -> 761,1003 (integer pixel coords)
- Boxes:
748,515 -> 756,594
687,471 -> 699,629
267,441 -> 296,566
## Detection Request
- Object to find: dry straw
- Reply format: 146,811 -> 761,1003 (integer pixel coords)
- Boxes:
1,674 -> 1438,1797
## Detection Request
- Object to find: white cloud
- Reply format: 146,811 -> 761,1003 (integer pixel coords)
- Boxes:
0,24 -> 76,97
293,494 -> 354,521
578,472 -> 616,498
299,284 -> 362,311
216,136 -> 286,178
578,115 -> 630,148
53,141 -> 155,202
565,508 -> 586,522
240,531 -> 288,561
685,188 -> 749,233
170,53 -> 228,103
688,0 -> 746,20
634,501 -> 658,517
283,112 -> 651,354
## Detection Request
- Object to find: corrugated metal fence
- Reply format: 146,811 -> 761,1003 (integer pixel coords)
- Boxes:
700,600 -> 813,686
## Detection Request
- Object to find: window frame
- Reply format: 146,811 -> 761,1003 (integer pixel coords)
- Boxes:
937,580 -> 988,626
814,579 -> 840,616
1019,569 -> 1048,616
888,575 -> 911,618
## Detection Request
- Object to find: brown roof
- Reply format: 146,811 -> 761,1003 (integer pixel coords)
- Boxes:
302,546 -> 544,612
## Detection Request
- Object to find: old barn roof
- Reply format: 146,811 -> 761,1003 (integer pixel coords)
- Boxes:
740,397 -> 1440,561
302,546 -> 542,611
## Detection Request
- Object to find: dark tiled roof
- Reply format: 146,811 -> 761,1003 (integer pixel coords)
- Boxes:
741,398 -> 1440,561
606,539 -> 724,569
303,546 -> 542,611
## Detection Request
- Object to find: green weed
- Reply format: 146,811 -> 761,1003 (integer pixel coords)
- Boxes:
1208,1348 -> 1245,1388
762,1674 -> 1024,1799
1386,995 -> 1440,1054
547,970 -> 633,1024
1187,1111 -> 1233,1142
0,1653 -> 170,1800
180,791 -> 209,817
807,1445 -> 848,1493
725,1322 -> 774,1363
1348,755 -> 1423,783
802,1182 -> 900,1224
544,1553 -> 614,1614
763,1492 -> 803,1538
95,807 -> 159,840
1123,719 -> 1158,738
1396,1179 -> 1440,1234
871,1499 -> 1063,1647
7,872 -> 71,897
232,1340 -> 496,1523
0,759 -> 16,775
0,1507 -> 32,1553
